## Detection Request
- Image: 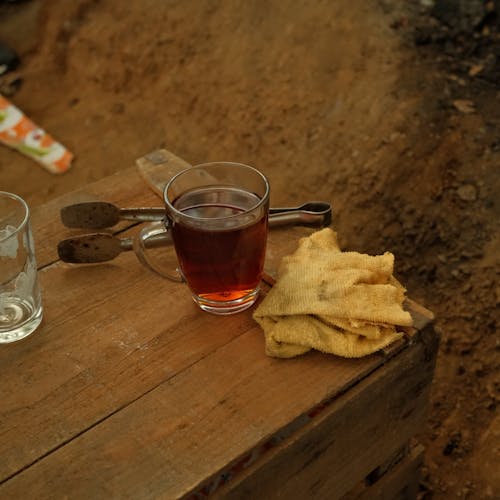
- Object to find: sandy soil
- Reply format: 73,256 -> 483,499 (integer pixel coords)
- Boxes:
0,0 -> 498,498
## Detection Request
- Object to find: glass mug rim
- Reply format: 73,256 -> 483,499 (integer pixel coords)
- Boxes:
163,162 -> 270,221
0,191 -> 29,242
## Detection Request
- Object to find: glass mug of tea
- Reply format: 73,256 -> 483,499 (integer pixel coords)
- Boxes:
134,162 -> 270,315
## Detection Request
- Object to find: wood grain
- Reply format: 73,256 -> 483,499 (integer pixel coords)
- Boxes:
0,152 -> 437,498
136,148 -> 191,197
343,444 -> 425,500
0,324 -> 430,498
217,325 -> 437,500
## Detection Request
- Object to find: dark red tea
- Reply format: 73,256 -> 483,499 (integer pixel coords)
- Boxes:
170,187 -> 268,302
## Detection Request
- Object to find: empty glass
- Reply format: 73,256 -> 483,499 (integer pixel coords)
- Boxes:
0,191 -> 43,342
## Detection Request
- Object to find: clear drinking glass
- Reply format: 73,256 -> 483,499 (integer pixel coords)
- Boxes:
0,191 -> 43,342
134,162 -> 270,315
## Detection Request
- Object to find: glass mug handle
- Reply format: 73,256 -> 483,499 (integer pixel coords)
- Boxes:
132,221 -> 184,282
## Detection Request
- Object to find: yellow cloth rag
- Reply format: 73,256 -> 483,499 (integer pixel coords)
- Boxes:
253,228 -> 413,358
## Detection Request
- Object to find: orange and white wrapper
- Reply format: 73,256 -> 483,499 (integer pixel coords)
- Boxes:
0,94 -> 73,174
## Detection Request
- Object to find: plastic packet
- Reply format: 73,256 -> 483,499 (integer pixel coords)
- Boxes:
0,94 -> 73,174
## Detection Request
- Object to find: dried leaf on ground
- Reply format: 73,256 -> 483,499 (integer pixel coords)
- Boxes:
452,99 -> 476,114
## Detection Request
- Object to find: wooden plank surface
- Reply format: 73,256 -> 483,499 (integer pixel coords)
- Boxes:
216,326 -> 437,500
344,444 -> 425,500
0,159 -> 436,498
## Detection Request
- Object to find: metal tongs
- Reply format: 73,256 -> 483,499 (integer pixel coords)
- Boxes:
57,200 -> 332,263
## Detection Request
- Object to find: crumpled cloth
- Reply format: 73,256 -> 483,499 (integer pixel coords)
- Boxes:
253,228 -> 413,358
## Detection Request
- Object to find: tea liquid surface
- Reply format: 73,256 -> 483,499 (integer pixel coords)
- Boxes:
171,187 -> 268,302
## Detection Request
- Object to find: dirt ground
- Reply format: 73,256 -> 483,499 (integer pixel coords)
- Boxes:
0,0 -> 498,498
